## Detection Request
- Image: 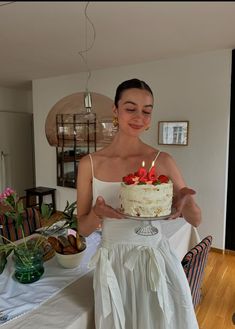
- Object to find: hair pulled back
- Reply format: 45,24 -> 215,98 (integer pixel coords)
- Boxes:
114,78 -> 153,107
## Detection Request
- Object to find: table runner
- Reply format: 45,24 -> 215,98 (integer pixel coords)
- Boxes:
0,231 -> 101,326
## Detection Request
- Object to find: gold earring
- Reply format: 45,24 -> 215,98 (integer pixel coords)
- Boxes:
145,126 -> 150,131
112,116 -> 119,128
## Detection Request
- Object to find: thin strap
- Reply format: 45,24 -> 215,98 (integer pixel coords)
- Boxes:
153,150 -> 161,163
88,154 -> 94,178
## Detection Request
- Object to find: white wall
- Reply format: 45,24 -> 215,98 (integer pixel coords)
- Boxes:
0,87 -> 32,113
33,49 -> 231,249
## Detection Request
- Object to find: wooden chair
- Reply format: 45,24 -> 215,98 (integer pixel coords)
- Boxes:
181,235 -> 212,308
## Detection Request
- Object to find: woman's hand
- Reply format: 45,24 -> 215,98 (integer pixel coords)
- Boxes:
170,187 -> 196,219
93,196 -> 123,220
78,196 -> 123,237
170,187 -> 201,227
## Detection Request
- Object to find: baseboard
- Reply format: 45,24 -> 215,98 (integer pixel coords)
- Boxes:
211,247 -> 235,255
210,247 -> 224,254
224,249 -> 235,255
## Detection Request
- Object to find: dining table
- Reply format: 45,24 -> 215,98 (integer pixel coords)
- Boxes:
0,217 -> 200,329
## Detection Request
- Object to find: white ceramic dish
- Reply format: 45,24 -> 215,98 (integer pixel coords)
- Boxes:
55,248 -> 86,269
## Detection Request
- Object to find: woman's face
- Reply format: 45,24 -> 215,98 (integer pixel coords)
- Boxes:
114,88 -> 153,136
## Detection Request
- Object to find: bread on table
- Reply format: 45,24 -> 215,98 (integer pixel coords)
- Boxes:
47,232 -> 86,255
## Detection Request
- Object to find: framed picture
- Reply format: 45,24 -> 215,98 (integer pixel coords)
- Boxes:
158,121 -> 189,145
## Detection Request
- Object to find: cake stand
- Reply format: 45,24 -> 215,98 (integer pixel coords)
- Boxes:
117,210 -> 171,236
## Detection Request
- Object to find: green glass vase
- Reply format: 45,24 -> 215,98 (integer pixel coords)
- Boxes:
13,246 -> 44,284
0,251 -> 7,274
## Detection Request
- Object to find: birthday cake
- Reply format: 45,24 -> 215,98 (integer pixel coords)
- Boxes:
120,162 -> 173,217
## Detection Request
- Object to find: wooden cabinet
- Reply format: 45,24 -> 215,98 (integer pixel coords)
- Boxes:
56,114 -> 97,188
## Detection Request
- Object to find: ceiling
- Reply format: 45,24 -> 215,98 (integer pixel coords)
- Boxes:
1,1 -> 235,90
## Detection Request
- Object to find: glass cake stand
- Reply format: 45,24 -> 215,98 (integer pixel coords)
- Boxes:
117,209 -> 172,236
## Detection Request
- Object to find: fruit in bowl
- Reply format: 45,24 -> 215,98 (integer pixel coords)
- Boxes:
47,233 -> 86,269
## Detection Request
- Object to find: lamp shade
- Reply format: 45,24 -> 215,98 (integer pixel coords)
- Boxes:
45,92 -> 113,147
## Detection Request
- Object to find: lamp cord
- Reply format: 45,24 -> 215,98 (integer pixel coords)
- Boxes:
0,2 -> 16,7
0,2 -> 96,94
78,1 -> 96,91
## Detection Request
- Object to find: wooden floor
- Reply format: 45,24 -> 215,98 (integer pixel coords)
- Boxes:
196,250 -> 235,329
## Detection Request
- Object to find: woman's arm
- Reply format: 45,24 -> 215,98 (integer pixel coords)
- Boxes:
161,153 -> 202,227
76,156 -> 102,236
76,155 -> 122,237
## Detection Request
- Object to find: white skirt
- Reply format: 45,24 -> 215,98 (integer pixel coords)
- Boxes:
89,219 -> 199,329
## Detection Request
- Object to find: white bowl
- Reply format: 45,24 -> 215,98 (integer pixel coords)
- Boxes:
55,248 -> 86,269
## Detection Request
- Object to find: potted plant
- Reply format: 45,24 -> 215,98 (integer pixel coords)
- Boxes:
0,187 -> 79,283
0,188 -> 51,283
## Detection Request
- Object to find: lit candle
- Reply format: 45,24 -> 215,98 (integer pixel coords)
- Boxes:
138,161 -> 147,177
148,161 -> 157,181
150,161 -> 155,169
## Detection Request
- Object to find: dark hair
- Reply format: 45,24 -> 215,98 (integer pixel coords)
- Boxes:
114,78 -> 153,107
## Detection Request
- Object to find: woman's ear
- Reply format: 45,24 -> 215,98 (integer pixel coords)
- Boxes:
112,105 -> 119,128
112,105 -> 118,116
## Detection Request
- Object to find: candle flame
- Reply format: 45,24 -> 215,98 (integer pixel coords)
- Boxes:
148,160 -> 155,172
142,161 -> 145,167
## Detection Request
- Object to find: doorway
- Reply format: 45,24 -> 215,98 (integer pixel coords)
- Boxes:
225,49 -> 235,251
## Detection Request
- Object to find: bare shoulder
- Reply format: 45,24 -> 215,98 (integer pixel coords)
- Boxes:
157,151 -> 182,175
87,147 -> 111,162
79,149 -> 107,162
78,154 -> 91,169
79,150 -> 109,174
158,151 -> 185,187
159,151 -> 176,166
77,154 -> 93,179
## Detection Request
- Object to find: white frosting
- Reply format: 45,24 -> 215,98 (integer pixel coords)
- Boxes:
120,181 -> 173,217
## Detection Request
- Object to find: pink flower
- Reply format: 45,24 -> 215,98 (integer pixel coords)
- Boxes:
0,187 -> 15,200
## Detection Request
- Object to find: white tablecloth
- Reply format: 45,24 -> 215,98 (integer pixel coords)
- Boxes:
0,218 -> 200,329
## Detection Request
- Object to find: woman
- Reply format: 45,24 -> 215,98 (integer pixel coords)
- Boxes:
77,78 -> 201,329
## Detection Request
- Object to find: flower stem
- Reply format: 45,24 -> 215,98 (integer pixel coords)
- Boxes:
20,224 -> 27,249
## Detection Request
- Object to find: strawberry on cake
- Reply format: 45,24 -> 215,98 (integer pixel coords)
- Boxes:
119,161 -> 173,217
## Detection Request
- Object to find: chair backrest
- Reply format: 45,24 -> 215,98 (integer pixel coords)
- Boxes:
0,207 -> 41,243
181,235 -> 212,308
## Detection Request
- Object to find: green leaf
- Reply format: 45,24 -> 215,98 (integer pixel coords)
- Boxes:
15,214 -> 24,228
41,203 -> 53,219
17,200 -> 24,214
153,181 -> 161,185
